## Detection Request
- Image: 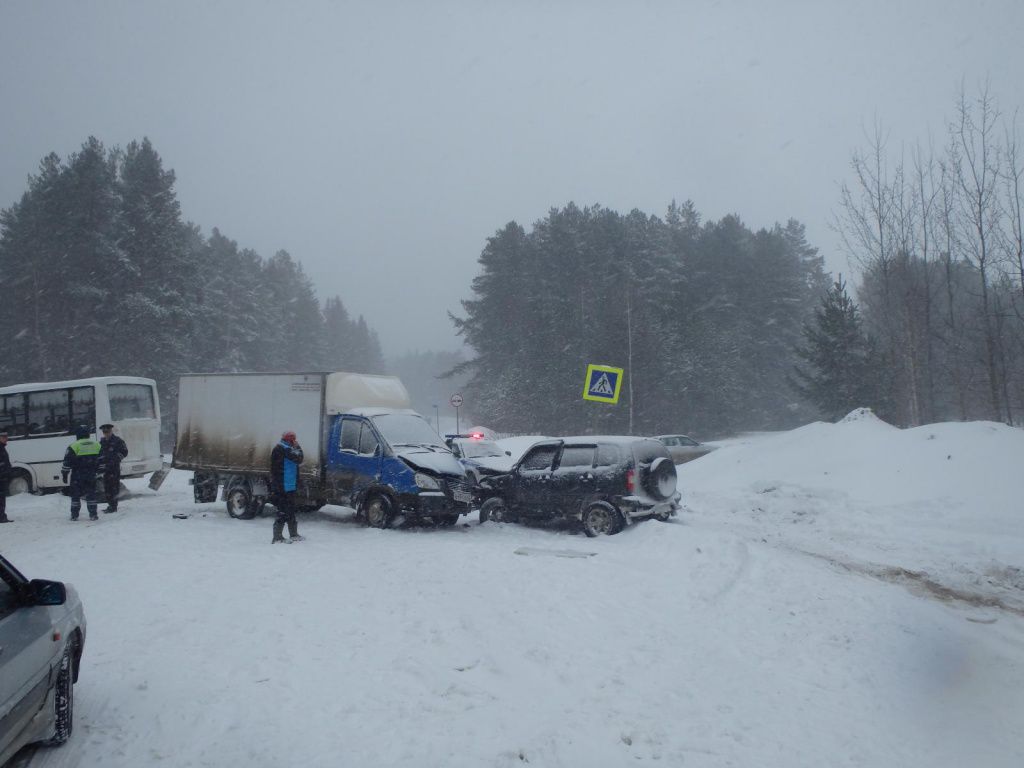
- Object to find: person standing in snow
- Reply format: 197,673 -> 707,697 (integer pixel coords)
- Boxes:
99,423 -> 128,513
62,425 -> 103,521
0,430 -> 12,523
270,430 -> 305,543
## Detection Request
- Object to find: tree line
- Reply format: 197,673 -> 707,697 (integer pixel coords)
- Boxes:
0,136 -> 385,438
823,84 -> 1024,426
455,86 -> 1024,436
452,202 -> 830,437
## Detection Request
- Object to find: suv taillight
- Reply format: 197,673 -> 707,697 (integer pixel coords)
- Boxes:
626,468 -> 635,493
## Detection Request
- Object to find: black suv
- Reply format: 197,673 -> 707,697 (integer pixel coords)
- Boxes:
477,436 -> 680,536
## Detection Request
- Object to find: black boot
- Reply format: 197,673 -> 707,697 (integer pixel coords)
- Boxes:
287,519 -> 304,541
272,520 -> 287,543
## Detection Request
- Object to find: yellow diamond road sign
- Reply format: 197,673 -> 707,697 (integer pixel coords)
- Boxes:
583,364 -> 624,404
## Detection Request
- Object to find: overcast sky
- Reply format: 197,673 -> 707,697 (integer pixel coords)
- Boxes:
2,0 -> 1023,357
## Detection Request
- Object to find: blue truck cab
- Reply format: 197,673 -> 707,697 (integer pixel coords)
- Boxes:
326,407 -> 474,527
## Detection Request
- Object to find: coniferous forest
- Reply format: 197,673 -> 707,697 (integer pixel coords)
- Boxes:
5,95 -> 1024,444
454,89 -> 1024,436
451,202 -> 830,436
0,137 -> 385,439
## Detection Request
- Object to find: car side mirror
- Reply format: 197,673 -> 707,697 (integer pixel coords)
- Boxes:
505,450 -> 512,456
28,579 -> 67,606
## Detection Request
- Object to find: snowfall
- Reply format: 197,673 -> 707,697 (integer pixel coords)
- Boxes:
2,410 -> 1022,768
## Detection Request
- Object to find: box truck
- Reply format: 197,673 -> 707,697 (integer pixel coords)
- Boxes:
172,372 -> 473,527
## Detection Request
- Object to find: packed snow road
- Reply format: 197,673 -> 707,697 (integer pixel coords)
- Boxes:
2,416 -> 1023,767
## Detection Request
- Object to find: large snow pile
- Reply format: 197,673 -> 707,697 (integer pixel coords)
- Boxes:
2,418 -> 1022,767
684,417 -> 1023,609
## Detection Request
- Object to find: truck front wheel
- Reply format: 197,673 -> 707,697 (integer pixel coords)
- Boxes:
363,493 -> 393,529
226,486 -> 255,519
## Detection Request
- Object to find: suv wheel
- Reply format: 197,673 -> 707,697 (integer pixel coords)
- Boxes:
582,501 -> 623,537
479,496 -> 516,524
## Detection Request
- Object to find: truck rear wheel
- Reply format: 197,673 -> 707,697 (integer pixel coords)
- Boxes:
193,472 -> 219,504
226,486 -> 255,519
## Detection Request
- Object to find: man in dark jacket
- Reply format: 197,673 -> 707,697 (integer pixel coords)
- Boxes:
270,430 -> 304,543
62,425 -> 103,521
99,423 -> 129,513
0,430 -> 11,523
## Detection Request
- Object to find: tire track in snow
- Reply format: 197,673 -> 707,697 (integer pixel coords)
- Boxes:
789,547 -> 1024,617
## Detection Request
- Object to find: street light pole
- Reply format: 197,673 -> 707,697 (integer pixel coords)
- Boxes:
433,404 -> 440,435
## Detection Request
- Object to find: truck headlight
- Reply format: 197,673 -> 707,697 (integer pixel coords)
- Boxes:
414,472 -> 440,490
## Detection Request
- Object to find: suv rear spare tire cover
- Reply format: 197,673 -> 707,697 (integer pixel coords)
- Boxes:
644,457 -> 677,500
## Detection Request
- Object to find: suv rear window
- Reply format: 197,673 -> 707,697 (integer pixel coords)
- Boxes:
596,443 -> 622,467
559,445 -> 595,468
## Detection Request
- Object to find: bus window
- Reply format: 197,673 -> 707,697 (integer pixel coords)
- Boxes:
71,386 -> 96,429
108,383 -> 156,420
27,389 -> 70,435
0,394 -> 28,438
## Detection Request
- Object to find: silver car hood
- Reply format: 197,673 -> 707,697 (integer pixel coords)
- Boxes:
469,455 -> 515,473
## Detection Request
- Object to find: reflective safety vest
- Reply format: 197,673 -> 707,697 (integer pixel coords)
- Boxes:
63,437 -> 102,482
71,439 -> 101,456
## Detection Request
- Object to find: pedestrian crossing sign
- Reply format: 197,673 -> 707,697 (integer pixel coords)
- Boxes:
583,364 -> 624,404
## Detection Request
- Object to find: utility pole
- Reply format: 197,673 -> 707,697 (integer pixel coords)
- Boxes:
627,284 -> 634,435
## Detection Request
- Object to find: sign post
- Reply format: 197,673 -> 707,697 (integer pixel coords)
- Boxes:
450,393 -> 464,435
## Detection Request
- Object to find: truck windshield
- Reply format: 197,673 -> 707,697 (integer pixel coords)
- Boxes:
372,413 -> 447,449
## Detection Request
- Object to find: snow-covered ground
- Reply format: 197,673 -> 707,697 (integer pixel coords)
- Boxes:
2,412 -> 1022,767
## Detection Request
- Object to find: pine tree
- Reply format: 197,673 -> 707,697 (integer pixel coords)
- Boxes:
41,138 -> 122,379
115,139 -> 194,378
792,276 -> 885,419
261,250 -> 327,370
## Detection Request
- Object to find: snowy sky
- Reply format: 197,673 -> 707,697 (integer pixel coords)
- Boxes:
2,0 -> 1023,355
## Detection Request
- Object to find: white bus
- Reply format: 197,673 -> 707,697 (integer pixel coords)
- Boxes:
0,376 -> 162,494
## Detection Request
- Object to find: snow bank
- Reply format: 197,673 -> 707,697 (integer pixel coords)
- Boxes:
681,418 -> 1024,614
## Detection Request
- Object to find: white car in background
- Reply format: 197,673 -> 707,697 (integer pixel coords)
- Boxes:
0,554 -> 86,765
445,432 -> 514,485
656,434 -> 717,464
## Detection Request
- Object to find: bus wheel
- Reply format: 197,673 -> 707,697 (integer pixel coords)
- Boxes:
7,470 -> 32,496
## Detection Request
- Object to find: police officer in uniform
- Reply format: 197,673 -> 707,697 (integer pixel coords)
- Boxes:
62,425 -> 103,521
99,423 -> 128,512
0,429 -> 12,523
270,430 -> 304,543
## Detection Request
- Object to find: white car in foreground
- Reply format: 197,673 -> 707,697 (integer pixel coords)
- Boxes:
0,553 -> 86,765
